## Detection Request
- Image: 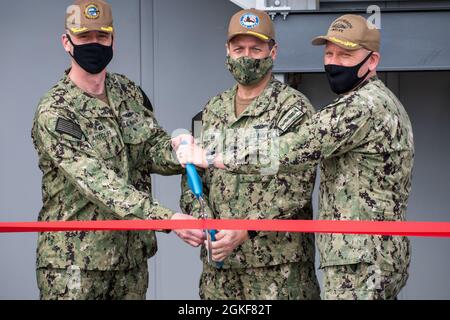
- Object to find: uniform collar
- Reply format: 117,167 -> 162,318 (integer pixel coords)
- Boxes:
60,69 -> 121,118
322,75 -> 382,110
356,75 -> 380,91
214,76 -> 280,125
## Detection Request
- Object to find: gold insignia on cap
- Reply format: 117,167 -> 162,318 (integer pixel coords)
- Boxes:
101,26 -> 114,33
246,31 -> 269,40
70,27 -> 88,34
329,36 -> 358,48
84,3 -> 100,19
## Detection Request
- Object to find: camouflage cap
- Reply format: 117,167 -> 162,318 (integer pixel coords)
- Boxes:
66,0 -> 114,35
312,14 -> 380,52
228,9 -> 275,42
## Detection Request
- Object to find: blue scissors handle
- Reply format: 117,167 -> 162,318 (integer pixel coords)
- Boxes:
209,230 -> 224,269
185,163 -> 203,199
184,153 -> 222,269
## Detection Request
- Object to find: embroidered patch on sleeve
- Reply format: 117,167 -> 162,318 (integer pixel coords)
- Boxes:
55,118 -> 83,140
277,107 -> 305,133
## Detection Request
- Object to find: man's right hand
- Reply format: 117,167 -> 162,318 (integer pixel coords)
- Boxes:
171,134 -> 194,151
171,213 -> 206,247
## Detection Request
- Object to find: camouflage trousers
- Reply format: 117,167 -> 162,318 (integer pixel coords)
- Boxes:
322,263 -> 409,300
200,261 -> 320,300
37,262 -> 148,300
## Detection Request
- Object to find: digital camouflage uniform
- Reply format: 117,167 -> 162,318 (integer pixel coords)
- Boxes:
224,76 -> 414,300
180,77 -> 320,300
32,71 -> 182,300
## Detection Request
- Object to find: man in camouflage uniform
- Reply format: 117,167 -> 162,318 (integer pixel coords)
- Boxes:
177,9 -> 320,300
32,0 -> 196,300
179,14 -> 414,300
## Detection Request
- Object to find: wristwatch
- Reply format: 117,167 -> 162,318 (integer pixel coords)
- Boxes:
205,151 -> 216,168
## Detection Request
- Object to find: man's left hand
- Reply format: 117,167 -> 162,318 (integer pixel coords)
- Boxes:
209,230 -> 249,262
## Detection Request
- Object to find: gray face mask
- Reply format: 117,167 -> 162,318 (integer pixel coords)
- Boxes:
226,55 -> 274,86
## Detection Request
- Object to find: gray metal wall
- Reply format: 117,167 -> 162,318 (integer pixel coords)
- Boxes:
274,10 -> 450,72
0,0 -> 449,299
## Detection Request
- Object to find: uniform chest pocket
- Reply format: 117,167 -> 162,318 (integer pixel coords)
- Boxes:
238,174 -> 275,200
119,100 -> 154,145
87,120 -> 124,160
121,120 -> 153,145
118,98 -> 158,145
239,174 -> 274,184
209,170 -> 238,203
235,174 -> 275,216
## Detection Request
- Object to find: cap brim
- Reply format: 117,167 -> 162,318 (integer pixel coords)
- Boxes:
228,31 -> 271,42
311,36 -> 362,50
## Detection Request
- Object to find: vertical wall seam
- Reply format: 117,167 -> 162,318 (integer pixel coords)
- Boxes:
151,0 -> 160,299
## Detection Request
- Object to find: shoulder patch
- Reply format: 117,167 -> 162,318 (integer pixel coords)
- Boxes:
277,106 -> 305,133
55,118 -> 83,140
139,87 -> 154,112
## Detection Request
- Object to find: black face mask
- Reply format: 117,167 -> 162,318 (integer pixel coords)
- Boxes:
67,34 -> 114,74
325,52 -> 373,95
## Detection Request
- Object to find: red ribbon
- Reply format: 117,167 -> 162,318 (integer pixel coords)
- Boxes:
1,220 -> 450,237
